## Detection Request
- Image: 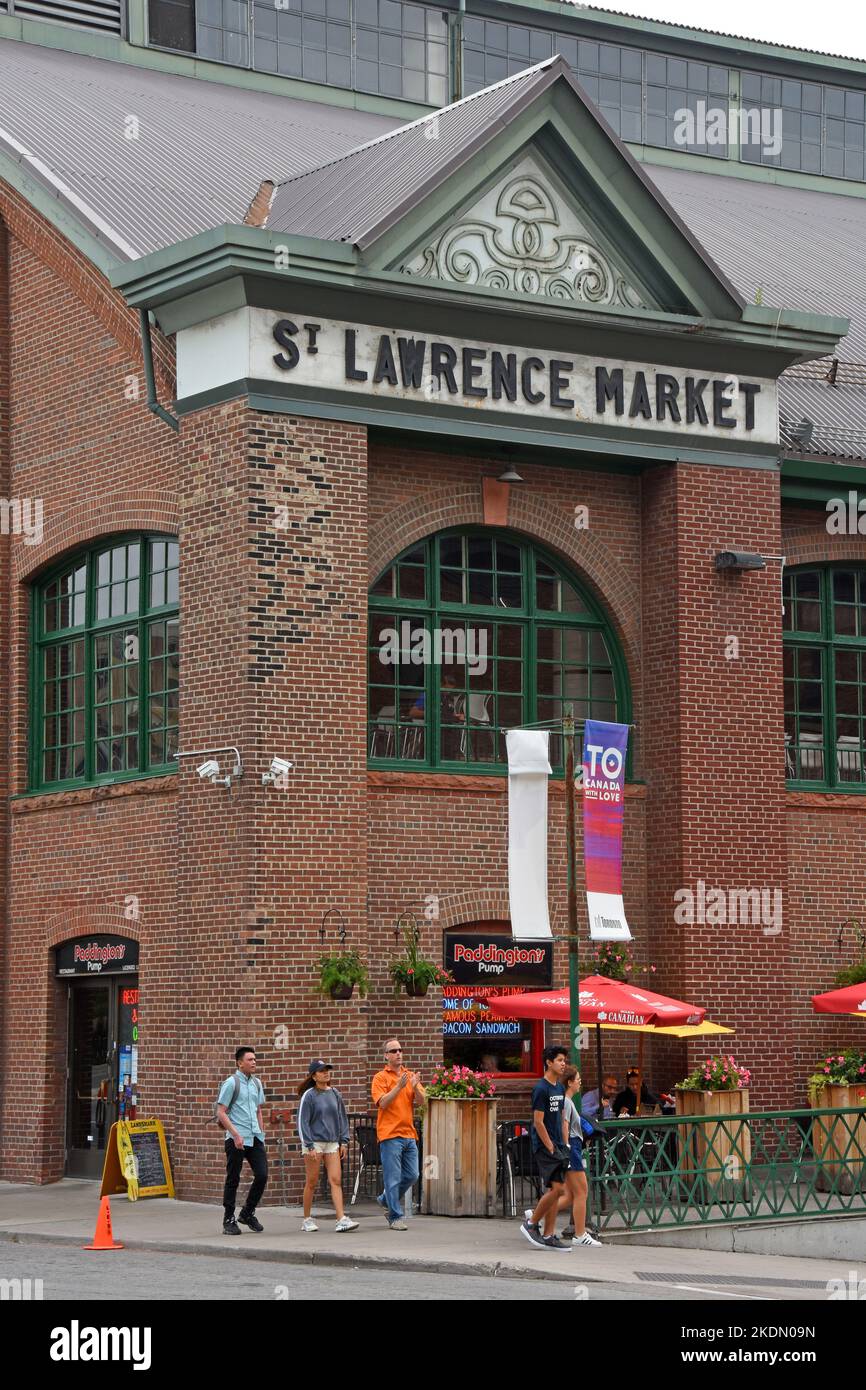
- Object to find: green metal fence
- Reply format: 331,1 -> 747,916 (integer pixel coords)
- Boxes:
587,1106 -> 866,1230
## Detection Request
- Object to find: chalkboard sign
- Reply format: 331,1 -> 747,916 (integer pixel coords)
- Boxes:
129,1127 -> 168,1192
100,1118 -> 175,1200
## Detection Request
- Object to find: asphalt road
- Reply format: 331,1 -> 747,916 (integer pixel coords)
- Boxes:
0,1243 -> 714,1301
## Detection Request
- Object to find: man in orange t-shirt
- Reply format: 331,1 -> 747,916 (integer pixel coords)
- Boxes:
371,1039 -> 426,1230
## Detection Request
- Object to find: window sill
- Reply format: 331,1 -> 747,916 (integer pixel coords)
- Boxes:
786,788 -> 866,810
369,770 -> 647,798
12,774 -> 179,814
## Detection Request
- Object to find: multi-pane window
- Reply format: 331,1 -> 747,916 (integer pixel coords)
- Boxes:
253,0 -> 352,88
198,0 -> 250,66
355,0 -> 448,106
741,72 -> 865,178
783,566 -> 866,789
463,22 -> 727,153
34,537 -> 180,789
368,531 -> 627,772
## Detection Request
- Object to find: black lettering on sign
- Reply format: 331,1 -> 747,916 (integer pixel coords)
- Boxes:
431,343 -> 458,395
628,372 -> 653,420
741,381 -> 760,430
491,352 -> 517,402
550,360 -> 574,410
713,379 -> 736,428
272,319 -> 299,371
373,335 -> 399,386
397,338 -> 426,389
596,367 -> 624,416
656,373 -> 681,422
521,356 -> 545,405
685,377 -> 709,425
462,347 -> 488,399
303,322 -> 321,354
345,329 -> 367,382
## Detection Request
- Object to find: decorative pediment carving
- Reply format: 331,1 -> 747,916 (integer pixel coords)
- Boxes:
402,155 -> 647,309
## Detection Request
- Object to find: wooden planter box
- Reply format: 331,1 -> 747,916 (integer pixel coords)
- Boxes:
811,1083 -> 866,1195
675,1089 -> 751,1199
422,1099 -> 497,1217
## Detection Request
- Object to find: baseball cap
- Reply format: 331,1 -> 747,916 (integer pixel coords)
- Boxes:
308,1058 -> 333,1074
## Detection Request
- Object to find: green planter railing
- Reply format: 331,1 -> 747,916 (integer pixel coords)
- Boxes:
586,1105 -> 866,1230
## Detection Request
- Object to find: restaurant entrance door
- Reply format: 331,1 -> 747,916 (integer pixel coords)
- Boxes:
65,975 -> 139,1178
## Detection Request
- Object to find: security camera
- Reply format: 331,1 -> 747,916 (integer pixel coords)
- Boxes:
262,756 -> 294,785
197,759 -> 221,780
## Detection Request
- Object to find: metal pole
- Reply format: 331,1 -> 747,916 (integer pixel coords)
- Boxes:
564,706 -> 580,1063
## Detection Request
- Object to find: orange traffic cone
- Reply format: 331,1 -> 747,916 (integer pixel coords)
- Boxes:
83,1196 -> 124,1250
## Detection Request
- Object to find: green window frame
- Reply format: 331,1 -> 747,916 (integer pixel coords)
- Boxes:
783,564 -> 866,791
31,534 -> 179,791
368,529 -> 631,774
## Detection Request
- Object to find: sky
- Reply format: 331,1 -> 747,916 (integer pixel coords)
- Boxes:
577,1 -> 866,61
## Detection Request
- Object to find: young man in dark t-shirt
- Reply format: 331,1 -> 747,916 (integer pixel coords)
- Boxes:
520,1045 -> 571,1252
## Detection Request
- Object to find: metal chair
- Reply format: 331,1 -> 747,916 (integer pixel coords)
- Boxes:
350,1123 -> 382,1206
368,705 -> 395,758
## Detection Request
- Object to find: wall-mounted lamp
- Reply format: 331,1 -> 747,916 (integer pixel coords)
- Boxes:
714,552 -> 786,613
175,745 -> 243,788
498,466 -> 524,483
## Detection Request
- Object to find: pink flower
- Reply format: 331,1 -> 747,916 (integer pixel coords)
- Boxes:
468,1086 -> 475,1095
490,1085 -> 496,1093
838,1056 -> 845,1064
824,1066 -> 831,1074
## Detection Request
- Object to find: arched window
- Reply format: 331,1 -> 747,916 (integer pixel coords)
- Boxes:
32,535 -> 179,789
368,530 -> 629,771
784,564 -> 866,789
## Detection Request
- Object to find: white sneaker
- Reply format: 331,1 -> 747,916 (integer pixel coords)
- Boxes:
524,1208 -> 535,1222
573,1231 -> 602,1247
335,1216 -> 359,1232
301,1217 -> 318,1232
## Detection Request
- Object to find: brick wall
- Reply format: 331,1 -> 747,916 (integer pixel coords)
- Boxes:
3,183 -> 866,1200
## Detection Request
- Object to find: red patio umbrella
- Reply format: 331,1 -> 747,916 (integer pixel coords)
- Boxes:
811,983 -> 866,1016
487,975 -> 705,1111
486,974 -> 705,1027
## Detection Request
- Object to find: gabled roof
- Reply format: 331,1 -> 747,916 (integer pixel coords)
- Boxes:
267,55 -> 742,322
267,58 -> 562,245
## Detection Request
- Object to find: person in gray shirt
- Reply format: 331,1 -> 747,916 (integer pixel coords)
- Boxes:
296,1059 -> 358,1234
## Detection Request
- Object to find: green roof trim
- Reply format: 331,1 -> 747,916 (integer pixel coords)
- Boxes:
482,0 -> 866,81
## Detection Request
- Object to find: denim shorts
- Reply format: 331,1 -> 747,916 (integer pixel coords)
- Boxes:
569,1137 -> 585,1173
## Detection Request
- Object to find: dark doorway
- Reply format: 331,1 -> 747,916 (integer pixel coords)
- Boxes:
66,976 -> 138,1178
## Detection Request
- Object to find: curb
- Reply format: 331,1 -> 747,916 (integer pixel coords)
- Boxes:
0,1228 -> 602,1284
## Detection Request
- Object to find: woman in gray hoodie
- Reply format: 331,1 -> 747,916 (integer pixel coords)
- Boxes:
296,1059 -> 358,1233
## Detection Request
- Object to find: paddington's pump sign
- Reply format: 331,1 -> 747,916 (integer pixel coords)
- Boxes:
55,935 -> 140,977
176,308 -> 778,445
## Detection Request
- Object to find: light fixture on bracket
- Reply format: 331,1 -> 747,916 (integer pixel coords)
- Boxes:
262,756 -> 294,786
498,466 -> 524,483
714,551 -> 787,613
174,745 -> 243,788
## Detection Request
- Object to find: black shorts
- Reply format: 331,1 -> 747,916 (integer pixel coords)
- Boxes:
535,1145 -> 569,1189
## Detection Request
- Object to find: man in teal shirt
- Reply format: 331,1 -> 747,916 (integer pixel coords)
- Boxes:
218,1047 -> 268,1235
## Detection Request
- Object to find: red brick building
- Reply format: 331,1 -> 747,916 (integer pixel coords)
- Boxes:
1,4 -> 866,1201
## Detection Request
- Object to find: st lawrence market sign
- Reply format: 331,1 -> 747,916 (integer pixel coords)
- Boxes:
176,308 -> 779,445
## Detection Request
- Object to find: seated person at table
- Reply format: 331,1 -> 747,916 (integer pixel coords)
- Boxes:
581,1074 -> 618,1123
613,1069 -> 661,1117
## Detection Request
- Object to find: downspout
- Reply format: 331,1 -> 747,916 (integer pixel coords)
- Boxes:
451,0 -> 465,103
138,308 -> 179,433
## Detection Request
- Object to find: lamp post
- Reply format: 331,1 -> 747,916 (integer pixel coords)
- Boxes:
563,704 -> 580,1063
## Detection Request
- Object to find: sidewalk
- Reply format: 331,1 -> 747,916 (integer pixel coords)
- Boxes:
0,1180 -> 854,1293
